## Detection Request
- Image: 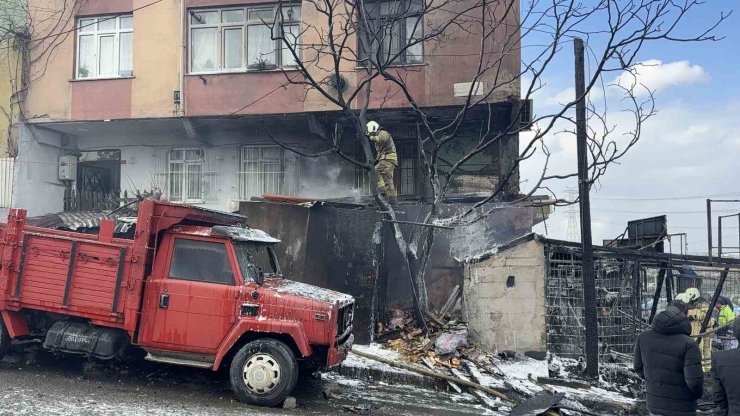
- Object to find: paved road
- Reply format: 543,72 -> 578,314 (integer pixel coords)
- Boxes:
0,344 -> 490,416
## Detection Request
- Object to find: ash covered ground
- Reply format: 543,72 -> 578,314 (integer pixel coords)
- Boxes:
0,343 -> 487,416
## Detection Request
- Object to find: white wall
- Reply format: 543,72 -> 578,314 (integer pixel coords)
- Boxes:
463,239 -> 547,353
13,124 -> 66,216
10,121 -> 364,216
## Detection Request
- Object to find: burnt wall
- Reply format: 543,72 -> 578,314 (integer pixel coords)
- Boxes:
241,201 -> 534,342
240,201 -> 382,344
382,204 -> 534,312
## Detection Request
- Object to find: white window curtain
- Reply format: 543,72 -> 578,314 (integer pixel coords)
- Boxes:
223,27 -> 243,69
189,5 -> 301,73
191,27 -> 217,72
247,25 -> 275,67
76,15 -> 134,79
98,35 -> 116,76
119,32 -> 133,76
281,24 -> 299,67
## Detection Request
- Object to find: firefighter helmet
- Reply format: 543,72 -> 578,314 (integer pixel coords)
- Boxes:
366,121 -> 380,135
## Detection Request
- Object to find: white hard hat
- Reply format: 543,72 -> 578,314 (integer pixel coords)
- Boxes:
366,121 -> 380,134
685,288 -> 701,302
675,293 -> 691,303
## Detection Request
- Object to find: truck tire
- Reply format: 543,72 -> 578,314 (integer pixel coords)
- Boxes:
0,319 -> 10,361
229,339 -> 298,407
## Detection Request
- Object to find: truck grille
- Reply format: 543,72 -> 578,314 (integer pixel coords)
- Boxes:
336,303 -> 354,343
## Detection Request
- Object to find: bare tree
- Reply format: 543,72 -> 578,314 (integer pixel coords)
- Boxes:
260,0 -> 728,328
0,0 -> 87,156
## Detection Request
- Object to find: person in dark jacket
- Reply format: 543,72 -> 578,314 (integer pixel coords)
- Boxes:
712,318 -> 740,415
634,303 -> 704,416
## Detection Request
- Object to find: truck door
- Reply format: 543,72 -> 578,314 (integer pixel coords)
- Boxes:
147,237 -> 239,353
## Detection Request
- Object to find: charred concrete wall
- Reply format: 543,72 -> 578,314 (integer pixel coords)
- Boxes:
462,238 -> 546,353
240,201 -> 383,344
383,204 -> 534,312
242,200 -> 536,343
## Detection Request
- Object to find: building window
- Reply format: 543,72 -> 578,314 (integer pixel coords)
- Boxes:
189,5 -> 301,73
352,141 -> 418,197
76,15 -> 133,79
359,0 -> 424,65
169,148 -> 205,203
238,146 -> 288,200
397,143 -> 417,196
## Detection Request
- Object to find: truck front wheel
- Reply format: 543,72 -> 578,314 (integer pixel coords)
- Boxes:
229,339 -> 298,407
0,319 -> 10,361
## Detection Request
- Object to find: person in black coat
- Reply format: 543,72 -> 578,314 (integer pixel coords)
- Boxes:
634,303 -> 704,416
712,318 -> 740,415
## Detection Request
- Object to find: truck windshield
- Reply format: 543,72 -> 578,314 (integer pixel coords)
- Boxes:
233,242 -> 281,282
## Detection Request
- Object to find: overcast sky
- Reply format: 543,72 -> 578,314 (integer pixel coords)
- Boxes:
518,1 -> 740,255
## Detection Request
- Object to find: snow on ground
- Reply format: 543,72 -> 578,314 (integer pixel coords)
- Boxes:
344,343 -> 416,376
347,343 -> 637,414
482,356 -> 637,410
0,385 -> 273,416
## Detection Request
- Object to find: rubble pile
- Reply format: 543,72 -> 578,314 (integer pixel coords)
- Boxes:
363,307 -> 641,415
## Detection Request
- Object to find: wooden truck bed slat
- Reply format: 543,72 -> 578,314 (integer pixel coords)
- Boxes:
13,233 -> 129,322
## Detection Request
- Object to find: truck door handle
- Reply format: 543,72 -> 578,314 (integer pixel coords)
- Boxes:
159,293 -> 169,309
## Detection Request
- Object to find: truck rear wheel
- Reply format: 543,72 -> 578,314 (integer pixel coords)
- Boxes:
229,339 -> 298,407
0,319 -> 10,361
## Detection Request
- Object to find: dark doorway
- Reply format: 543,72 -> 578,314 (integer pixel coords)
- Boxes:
65,150 -> 122,211
77,150 -> 121,195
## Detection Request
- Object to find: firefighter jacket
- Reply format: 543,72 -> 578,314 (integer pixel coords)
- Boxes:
369,130 -> 397,165
719,305 -> 736,327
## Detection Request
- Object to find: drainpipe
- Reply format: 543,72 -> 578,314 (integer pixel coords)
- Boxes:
178,0 -> 186,117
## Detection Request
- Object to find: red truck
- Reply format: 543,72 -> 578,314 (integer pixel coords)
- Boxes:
0,201 -> 354,406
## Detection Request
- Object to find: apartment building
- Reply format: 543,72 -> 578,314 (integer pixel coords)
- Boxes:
13,0 -> 523,216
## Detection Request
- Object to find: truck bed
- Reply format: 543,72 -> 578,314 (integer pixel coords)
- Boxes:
0,201 -> 247,335
0,222 -> 135,329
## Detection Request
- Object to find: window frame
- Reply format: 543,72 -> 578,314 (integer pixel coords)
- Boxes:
358,0 -> 425,66
188,4 -> 301,74
168,147 -> 206,204
168,237 -> 236,286
75,14 -> 134,80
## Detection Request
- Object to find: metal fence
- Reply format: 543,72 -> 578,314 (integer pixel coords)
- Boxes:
63,189 -> 120,212
0,157 -> 14,208
544,241 -> 740,362
546,247 -> 643,359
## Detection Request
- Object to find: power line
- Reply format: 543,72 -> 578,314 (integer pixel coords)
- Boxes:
594,208 -> 740,215
592,192 -> 740,201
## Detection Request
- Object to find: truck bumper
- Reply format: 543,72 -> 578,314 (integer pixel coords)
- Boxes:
327,333 -> 354,368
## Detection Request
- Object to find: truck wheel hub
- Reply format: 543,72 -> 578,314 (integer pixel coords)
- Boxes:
243,354 -> 281,394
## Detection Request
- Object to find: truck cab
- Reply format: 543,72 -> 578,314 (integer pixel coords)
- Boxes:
137,225 -> 355,405
0,202 -> 354,407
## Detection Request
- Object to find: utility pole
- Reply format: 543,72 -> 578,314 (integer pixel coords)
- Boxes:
574,37 -> 598,379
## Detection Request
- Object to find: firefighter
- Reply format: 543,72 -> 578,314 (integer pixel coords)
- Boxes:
716,297 -> 737,350
676,288 -> 714,371
366,121 -> 398,205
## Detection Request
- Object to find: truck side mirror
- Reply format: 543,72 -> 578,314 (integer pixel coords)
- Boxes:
256,270 -> 265,285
